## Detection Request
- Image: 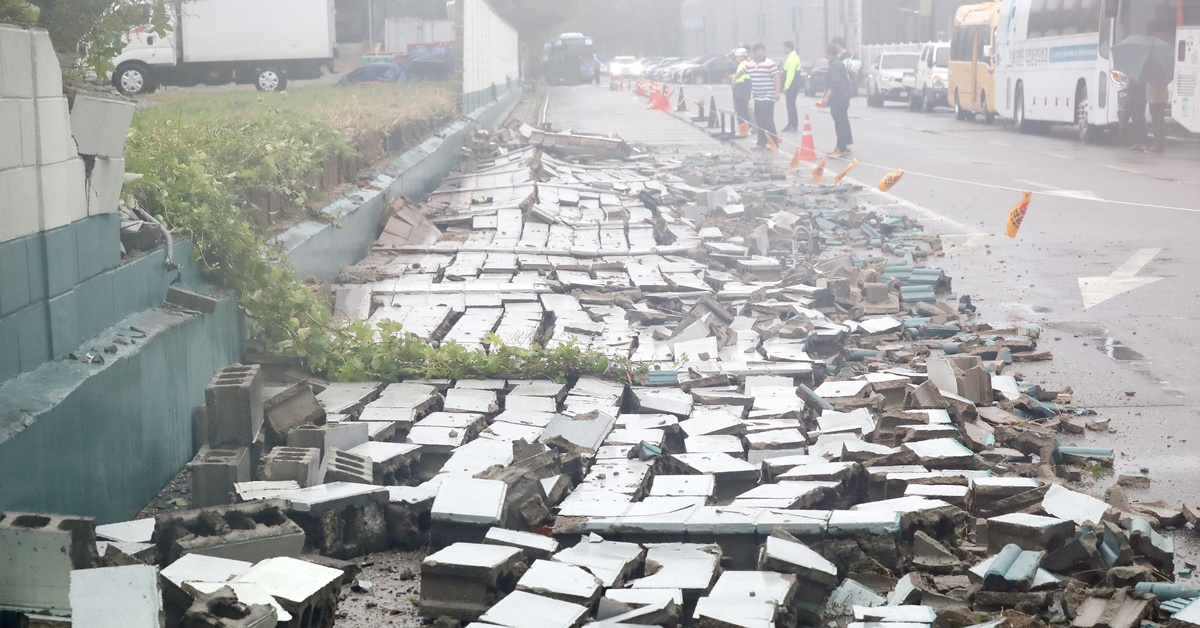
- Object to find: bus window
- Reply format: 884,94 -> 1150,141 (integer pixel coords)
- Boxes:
1043,0 -> 1066,37
1116,0 -> 1176,41
1028,0 -> 1049,37
1184,0 -> 1200,25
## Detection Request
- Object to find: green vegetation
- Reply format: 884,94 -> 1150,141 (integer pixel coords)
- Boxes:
28,0 -> 173,77
124,84 -> 639,384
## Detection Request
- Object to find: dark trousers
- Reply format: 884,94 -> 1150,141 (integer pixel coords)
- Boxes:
785,82 -> 801,129
754,99 -> 779,146
1128,85 -> 1147,145
830,101 -> 853,150
734,97 -> 751,129
1147,102 -> 1167,149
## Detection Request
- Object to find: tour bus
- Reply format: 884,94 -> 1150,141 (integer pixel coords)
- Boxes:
994,0 -> 1180,141
949,2 -> 1003,123
544,33 -> 595,85
1175,0 -> 1200,132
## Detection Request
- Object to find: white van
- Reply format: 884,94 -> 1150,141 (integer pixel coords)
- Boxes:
903,41 -> 951,111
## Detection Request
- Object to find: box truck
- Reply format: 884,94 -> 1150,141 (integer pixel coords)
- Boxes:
110,0 -> 336,95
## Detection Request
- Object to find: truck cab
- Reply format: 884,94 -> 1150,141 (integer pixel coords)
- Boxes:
111,25 -> 177,95
904,41 -> 951,111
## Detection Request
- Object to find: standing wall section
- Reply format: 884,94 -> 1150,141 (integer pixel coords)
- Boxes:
458,0 -> 520,115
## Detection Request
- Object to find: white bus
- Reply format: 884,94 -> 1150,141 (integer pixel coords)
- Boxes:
995,0 -> 1180,141
1175,0 -> 1200,132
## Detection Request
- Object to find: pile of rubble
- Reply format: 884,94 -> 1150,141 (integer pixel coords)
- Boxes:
3,124 -> 1198,628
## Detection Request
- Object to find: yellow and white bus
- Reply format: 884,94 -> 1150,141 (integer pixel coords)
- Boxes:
949,2 -> 1003,123
995,0 -> 1179,142
1174,0 -> 1200,132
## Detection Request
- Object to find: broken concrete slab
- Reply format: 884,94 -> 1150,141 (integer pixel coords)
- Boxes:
479,590 -> 589,628
758,532 -> 839,588
516,559 -> 603,606
231,557 -> 343,626
430,477 -> 507,546
553,537 -> 646,588
484,527 -> 560,561
68,564 -> 162,628
1042,484 -> 1111,526
420,542 -> 524,621
986,513 -> 1075,553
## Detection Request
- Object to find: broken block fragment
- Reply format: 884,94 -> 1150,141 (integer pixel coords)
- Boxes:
420,542 -> 523,621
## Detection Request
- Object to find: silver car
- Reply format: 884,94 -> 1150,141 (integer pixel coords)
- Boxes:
866,52 -> 920,107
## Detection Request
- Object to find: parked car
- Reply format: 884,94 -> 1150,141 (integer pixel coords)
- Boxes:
802,59 -> 829,97
866,52 -> 920,107
609,56 -> 644,78
902,41 -> 951,111
678,55 -> 733,84
651,57 -> 687,80
666,55 -> 715,82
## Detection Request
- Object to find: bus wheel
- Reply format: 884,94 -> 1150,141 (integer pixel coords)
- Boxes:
1014,83 -> 1034,133
983,91 -> 995,124
1076,85 -> 1097,143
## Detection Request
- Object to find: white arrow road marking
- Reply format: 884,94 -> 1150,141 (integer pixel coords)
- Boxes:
1078,248 -> 1163,310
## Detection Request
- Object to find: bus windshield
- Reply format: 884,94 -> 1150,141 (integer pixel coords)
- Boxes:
1182,0 -> 1200,25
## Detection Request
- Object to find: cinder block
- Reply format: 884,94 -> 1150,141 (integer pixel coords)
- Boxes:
73,270 -> 115,341
43,223 -> 78,297
0,313 -> 21,382
87,157 -> 125,215
26,230 -> 46,301
30,30 -> 62,98
68,564 -> 162,628
40,158 -> 88,231
188,446 -> 252,509
0,166 -> 41,243
287,422 -> 369,457
13,300 -> 50,371
263,382 -> 325,445
0,99 -> 38,169
0,237 -> 31,316
70,93 -> 135,158
47,289 -> 79,357
154,500 -> 305,565
0,511 -> 100,614
319,448 -> 375,485
76,214 -> 120,281
166,285 -> 220,313
204,364 -> 265,447
263,447 -> 321,488
0,25 -> 34,98
37,97 -> 77,164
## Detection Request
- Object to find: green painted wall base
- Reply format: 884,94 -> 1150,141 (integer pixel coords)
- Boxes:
0,241 -> 243,523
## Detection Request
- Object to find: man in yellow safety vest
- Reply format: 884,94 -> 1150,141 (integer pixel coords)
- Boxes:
782,41 -> 802,132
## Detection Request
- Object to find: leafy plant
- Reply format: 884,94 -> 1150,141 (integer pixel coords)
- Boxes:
1,0 -> 41,24
30,0 -> 174,78
124,84 -> 642,384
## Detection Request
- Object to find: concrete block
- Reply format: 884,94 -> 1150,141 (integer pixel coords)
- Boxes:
275,482 -> 390,559
287,422 -> 369,456
74,213 -> 120,281
484,527 -> 559,561
70,93 -> 135,158
0,314 -> 21,382
205,364 -> 264,447
37,97 -> 77,164
420,542 -> 524,621
0,166 -> 41,243
318,447 -> 374,485
86,156 -> 125,215
0,512 -> 100,614
987,512 -> 1075,553
47,288 -> 79,356
68,564 -> 162,628
759,532 -> 839,588
181,585 -> 279,628
0,98 -> 38,169
14,299 -> 50,369
0,25 -> 35,98
73,270 -> 116,341
384,485 -> 436,550
188,446 -> 252,509
232,557 -> 343,626
154,500 -> 305,564
262,447 -> 321,488
0,237 -> 31,316
345,441 -> 422,485
479,590 -> 589,628
167,286 -> 220,313
517,559 -> 603,606
430,477 -> 507,547
262,382 -> 324,445
42,223 -> 78,297
31,30 -> 63,98
553,538 -> 645,588
314,381 -> 381,414
40,158 -> 88,231
25,229 -> 46,300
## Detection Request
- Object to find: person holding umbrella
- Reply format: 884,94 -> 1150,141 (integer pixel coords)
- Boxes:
1112,35 -> 1175,152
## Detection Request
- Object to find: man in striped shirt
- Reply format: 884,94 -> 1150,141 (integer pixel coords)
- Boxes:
733,43 -> 781,149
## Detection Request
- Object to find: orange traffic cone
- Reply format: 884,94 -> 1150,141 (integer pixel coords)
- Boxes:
834,159 -> 858,184
798,115 -> 818,161
878,170 -> 904,192
789,147 -> 802,169
653,89 -> 673,111
766,133 -> 779,151
738,120 -> 750,137
812,157 -> 827,183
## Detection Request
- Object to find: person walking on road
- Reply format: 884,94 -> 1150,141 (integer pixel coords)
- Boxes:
731,48 -> 753,137
735,43 -> 781,150
782,41 -> 803,132
818,41 -> 854,157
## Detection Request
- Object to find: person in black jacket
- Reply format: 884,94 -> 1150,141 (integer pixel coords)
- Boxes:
817,41 -> 854,157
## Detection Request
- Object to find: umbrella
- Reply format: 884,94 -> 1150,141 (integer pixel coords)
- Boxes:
1112,35 -> 1175,85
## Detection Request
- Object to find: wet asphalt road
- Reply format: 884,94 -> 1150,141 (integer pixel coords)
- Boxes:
546,83 -> 1200,517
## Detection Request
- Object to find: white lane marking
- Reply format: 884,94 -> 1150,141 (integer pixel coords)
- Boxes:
851,177 -> 974,234
1078,248 -> 1164,310
1015,179 -> 1060,190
